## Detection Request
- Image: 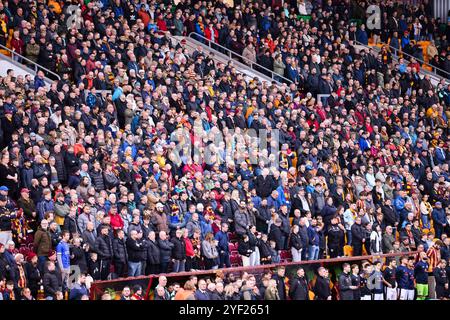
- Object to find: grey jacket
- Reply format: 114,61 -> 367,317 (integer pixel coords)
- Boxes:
273,59 -> 286,76
77,213 -> 94,235
201,240 -> 218,259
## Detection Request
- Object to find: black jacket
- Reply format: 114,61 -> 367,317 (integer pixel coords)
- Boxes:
289,232 -> 303,250
254,175 -> 275,198
43,271 -> 61,298
272,274 -> 286,300
289,275 -> 309,300
126,237 -> 145,262
63,216 -> 80,235
258,240 -> 272,262
24,262 -> 41,294
268,225 -> 284,251
95,234 -> 113,260
255,206 -> 271,233
112,237 -> 128,264
237,240 -> 253,257
70,246 -> 87,274
313,276 -> 331,300
351,223 -> 365,246
89,169 -> 105,191
146,239 -> 161,265
298,225 -> 310,247
338,272 -> 353,300
171,236 -> 186,260
158,239 -> 174,263
382,205 -> 398,227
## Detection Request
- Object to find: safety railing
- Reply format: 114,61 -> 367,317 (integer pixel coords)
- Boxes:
0,43 -> 61,81
187,32 -> 293,85
354,39 -> 450,81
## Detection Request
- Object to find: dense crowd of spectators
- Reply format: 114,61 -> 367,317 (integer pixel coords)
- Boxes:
0,0 -> 449,301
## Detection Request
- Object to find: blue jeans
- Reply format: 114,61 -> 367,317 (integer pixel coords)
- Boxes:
346,230 -> 352,246
421,214 -> 431,229
128,261 -> 142,277
173,259 -> 185,273
308,245 -> 319,260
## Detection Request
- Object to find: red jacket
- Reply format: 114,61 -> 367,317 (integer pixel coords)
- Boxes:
109,212 -> 124,230
185,237 -> 195,257
156,18 -> 167,31
204,27 -> 218,43
10,38 -> 24,55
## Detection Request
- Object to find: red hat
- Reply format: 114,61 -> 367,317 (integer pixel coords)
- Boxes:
20,188 -> 30,193
27,252 -> 37,262
134,174 -> 142,179
48,250 -> 56,257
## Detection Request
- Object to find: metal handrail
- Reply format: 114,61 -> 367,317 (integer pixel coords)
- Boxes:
354,39 -> 450,80
0,43 -> 61,80
187,32 -> 293,85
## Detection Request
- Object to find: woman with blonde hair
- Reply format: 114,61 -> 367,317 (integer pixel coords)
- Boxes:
230,189 -> 240,214
224,284 -> 240,300
201,232 -> 219,269
264,279 -> 280,300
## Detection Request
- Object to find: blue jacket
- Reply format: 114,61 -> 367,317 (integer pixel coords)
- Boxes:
414,261 -> 429,284
356,29 -> 368,45
214,231 -> 229,253
37,199 -> 55,221
358,137 -> 370,152
396,265 -> 415,289
34,76 -> 46,90
307,225 -> 320,246
56,241 -> 71,269
69,283 -> 89,300
276,186 -> 290,209
432,208 -> 446,225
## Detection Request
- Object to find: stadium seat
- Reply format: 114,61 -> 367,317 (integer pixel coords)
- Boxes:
230,254 -> 242,267
279,250 -> 292,262
343,245 -> 353,257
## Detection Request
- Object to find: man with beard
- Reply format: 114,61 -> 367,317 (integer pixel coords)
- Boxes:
24,253 -> 41,298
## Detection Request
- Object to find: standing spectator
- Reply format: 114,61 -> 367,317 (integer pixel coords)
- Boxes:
112,229 -> 128,278
126,230 -> 144,277
433,202 -> 447,239
95,226 -> 113,280
339,263 -> 355,300
215,223 -> 230,268
170,229 -> 186,273
313,267 -> 331,300
271,266 -> 287,300
56,231 -> 71,291
201,232 -> 219,270
434,259 -> 449,300
289,267 -> 309,300
157,231 -> 174,274
33,219 -> 51,272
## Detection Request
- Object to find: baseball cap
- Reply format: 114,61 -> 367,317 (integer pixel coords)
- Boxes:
0,186 -> 9,191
